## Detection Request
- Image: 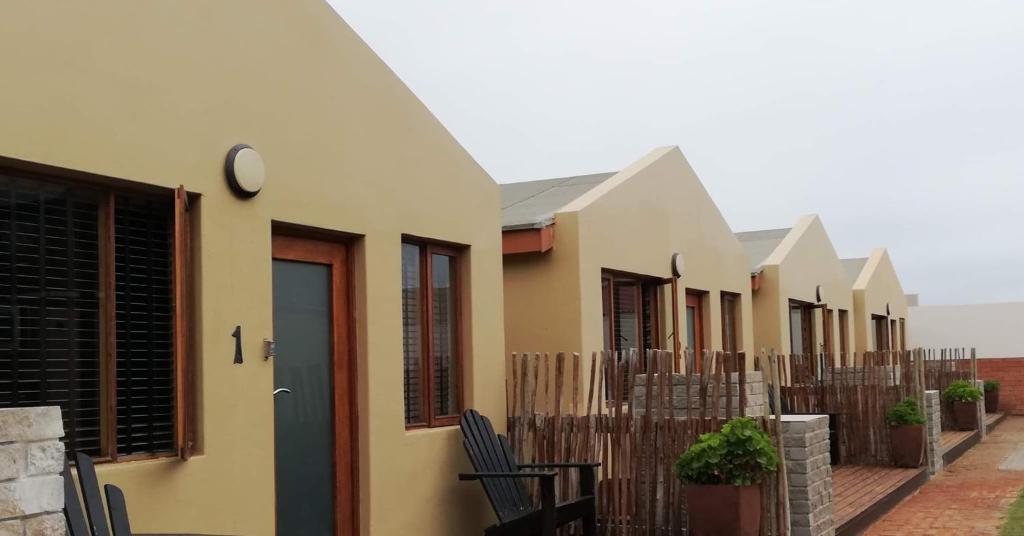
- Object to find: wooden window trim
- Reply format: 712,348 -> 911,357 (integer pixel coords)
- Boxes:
600,271 -> 663,361
404,240 -> 464,430
0,165 -> 195,463
720,291 -> 740,356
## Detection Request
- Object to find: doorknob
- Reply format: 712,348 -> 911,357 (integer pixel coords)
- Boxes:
273,388 -> 292,396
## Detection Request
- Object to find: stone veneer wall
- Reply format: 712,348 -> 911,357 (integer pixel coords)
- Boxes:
632,371 -> 766,417
0,407 -> 67,536
782,414 -> 834,536
924,390 -> 943,475
975,380 -> 987,439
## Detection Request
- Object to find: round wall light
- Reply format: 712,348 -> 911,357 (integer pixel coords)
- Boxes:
671,252 -> 685,278
225,144 -> 265,198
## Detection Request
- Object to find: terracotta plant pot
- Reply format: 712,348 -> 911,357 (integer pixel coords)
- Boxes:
952,401 -> 979,431
985,389 -> 1000,414
890,424 -> 925,468
685,484 -> 761,536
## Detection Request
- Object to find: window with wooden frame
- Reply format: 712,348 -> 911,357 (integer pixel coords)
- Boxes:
788,300 -> 816,357
685,291 -> 705,373
402,239 -> 462,428
872,314 -> 890,352
837,309 -> 849,361
0,170 -> 194,461
899,318 -> 906,351
601,271 -> 662,358
720,292 -> 740,356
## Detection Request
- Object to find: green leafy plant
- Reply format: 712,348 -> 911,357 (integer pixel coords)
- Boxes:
985,380 -> 1001,392
673,416 -> 779,486
885,398 -> 926,426
944,380 -> 983,403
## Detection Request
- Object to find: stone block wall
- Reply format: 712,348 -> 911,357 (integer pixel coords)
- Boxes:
924,390 -> 943,475
975,379 -> 987,439
782,414 -> 834,536
0,407 -> 67,536
632,371 -> 766,417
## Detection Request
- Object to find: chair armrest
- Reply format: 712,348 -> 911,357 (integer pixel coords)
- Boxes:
459,471 -> 556,481
519,462 -> 601,469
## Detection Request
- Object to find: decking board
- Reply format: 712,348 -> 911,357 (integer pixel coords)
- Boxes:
833,464 -> 928,535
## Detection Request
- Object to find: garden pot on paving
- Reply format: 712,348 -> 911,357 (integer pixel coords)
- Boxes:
985,388 -> 1000,414
952,400 -> 979,431
685,484 -> 760,536
890,424 -> 924,468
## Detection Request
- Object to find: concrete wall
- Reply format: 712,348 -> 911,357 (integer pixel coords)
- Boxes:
850,249 -> 908,354
909,302 -> 1024,358
0,2 -> 505,535
753,216 -> 854,357
504,147 -> 755,365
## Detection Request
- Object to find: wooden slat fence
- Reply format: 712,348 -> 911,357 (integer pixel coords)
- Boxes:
922,348 -> 976,430
777,350 -> 923,466
506,349 -> 788,535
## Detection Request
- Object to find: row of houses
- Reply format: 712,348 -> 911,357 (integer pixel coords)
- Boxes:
0,2 -> 908,535
502,147 -> 908,366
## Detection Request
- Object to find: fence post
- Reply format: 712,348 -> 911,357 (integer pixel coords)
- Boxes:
975,379 -> 987,439
781,415 -> 833,536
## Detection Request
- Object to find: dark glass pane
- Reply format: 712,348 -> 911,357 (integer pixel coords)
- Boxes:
612,279 -> 638,354
401,243 -> 422,424
790,306 -> 804,356
686,306 -> 697,372
431,253 -> 457,418
601,278 -> 612,351
641,284 -> 658,355
722,295 -> 737,355
0,175 -> 102,456
272,260 -> 335,534
114,195 -> 174,456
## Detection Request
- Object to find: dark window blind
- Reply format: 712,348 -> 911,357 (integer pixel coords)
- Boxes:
114,195 -> 174,456
430,253 -> 456,418
0,176 -> 102,456
401,243 -> 422,425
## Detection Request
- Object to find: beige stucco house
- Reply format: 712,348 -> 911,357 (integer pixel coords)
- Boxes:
842,249 -> 909,354
736,215 -> 854,360
0,2 -> 505,535
502,146 -> 754,374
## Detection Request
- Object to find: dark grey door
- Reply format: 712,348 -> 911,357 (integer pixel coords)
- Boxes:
273,258 -> 335,535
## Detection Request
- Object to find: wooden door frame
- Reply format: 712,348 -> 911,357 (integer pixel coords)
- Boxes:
272,234 -> 357,536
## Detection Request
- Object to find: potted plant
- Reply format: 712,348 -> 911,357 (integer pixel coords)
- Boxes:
944,380 -> 983,431
673,417 -> 779,536
885,398 -> 926,467
984,380 -> 1001,413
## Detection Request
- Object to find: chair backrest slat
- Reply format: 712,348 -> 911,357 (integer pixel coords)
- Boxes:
63,458 -> 91,536
460,410 -> 532,523
104,484 -> 133,536
75,452 -> 111,536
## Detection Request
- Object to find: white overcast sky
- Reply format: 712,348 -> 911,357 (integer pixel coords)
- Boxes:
328,1 -> 1024,305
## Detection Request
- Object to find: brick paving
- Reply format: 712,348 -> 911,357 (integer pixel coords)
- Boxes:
865,416 -> 1024,535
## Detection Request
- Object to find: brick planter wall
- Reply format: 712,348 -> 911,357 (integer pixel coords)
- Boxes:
782,414 -> 834,536
975,357 -> 1024,415
924,390 -> 943,475
0,407 -> 67,536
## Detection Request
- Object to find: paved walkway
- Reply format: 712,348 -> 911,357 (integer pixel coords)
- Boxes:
866,416 -> 1024,535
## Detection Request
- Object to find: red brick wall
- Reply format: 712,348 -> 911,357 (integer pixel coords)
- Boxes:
976,357 -> 1024,415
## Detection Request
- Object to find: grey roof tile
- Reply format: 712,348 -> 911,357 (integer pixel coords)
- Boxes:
499,172 -> 616,230
734,228 -> 792,272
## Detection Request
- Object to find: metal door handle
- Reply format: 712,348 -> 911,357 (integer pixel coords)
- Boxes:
273,388 -> 292,396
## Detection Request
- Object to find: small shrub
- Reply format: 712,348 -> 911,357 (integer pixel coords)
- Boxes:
944,380 -> 983,403
886,398 -> 926,426
673,416 -> 779,486
985,380 -> 1001,392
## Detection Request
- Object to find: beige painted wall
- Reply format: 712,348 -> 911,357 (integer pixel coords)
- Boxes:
851,248 -> 909,353
0,2 -> 504,535
503,147 -> 755,372
752,215 -> 854,357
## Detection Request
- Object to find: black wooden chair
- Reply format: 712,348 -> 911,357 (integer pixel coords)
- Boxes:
458,409 -> 599,536
63,452 -> 223,536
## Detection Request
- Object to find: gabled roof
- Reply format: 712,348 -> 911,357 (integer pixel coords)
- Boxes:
841,257 -> 868,285
734,228 -> 792,272
500,172 -> 616,230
